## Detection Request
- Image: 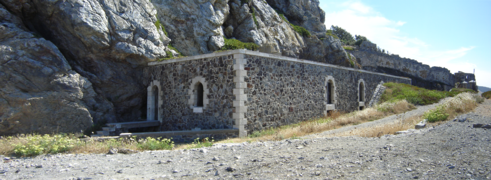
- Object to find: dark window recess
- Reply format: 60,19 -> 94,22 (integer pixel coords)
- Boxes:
359,82 -> 364,102
327,81 -> 332,104
197,83 -> 204,107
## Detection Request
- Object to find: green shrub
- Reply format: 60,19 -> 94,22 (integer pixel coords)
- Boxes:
251,7 -> 260,28
482,91 -> 491,99
326,30 -> 339,39
222,38 -> 259,51
14,134 -> 81,157
248,128 -> 277,138
380,82 -> 457,105
274,9 -> 310,37
136,137 -> 174,150
189,137 -> 214,149
343,46 -> 354,51
424,105 -> 449,122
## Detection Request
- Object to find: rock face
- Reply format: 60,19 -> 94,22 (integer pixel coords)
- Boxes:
152,0 -> 230,55
266,0 -> 327,38
225,0 -> 305,57
350,41 -> 456,90
0,0 -> 171,122
0,4 -> 113,135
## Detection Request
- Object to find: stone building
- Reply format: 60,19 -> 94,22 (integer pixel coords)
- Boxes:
144,50 -> 411,137
454,71 -> 478,91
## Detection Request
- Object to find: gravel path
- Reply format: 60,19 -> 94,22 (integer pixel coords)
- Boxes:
1,100 -> 490,180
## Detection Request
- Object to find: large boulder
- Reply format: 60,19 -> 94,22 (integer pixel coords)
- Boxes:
266,0 -> 327,38
0,0 -> 171,122
0,4 -> 114,135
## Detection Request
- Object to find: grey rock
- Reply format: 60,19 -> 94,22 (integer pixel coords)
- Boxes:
266,0 -> 327,38
314,171 -> 321,176
35,165 -> 42,168
0,0 -> 170,124
224,25 -> 234,38
0,4 -> 101,135
152,0 -> 229,55
116,169 -> 123,173
225,166 -> 236,172
212,156 -> 220,161
473,124 -> 483,128
108,148 -> 118,154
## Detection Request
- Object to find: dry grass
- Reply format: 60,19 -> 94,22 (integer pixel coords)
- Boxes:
215,100 -> 415,144
331,92 -> 482,138
331,115 -> 422,137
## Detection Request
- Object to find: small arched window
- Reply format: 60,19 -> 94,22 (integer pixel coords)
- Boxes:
195,82 -> 204,107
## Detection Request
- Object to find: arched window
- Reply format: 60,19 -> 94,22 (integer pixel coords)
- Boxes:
324,76 -> 336,115
195,82 -> 204,107
188,76 -> 209,113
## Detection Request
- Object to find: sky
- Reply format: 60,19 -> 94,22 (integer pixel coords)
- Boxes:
318,0 -> 491,88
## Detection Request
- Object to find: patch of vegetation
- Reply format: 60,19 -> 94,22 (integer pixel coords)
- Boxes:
274,9 -> 311,37
13,134 -> 80,157
1,134 -> 175,157
343,46 -> 354,51
251,7 -> 260,28
221,37 -> 259,51
331,25 -> 355,45
154,16 -> 168,37
424,105 -> 449,122
248,128 -> 277,138
450,88 -> 477,94
136,137 -> 174,150
326,30 -> 339,39
354,35 -> 370,46
381,82 -> 455,105
188,137 -> 214,149
483,91 -> 491,99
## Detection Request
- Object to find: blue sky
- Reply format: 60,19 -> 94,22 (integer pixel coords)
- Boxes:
319,0 -> 491,88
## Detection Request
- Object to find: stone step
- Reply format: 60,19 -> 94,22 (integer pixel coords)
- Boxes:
102,127 -> 115,132
97,131 -> 109,136
106,121 -> 160,129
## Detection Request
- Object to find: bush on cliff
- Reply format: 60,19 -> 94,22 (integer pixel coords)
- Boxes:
221,38 -> 259,51
483,91 -> 491,99
275,9 -> 311,37
381,82 -> 458,105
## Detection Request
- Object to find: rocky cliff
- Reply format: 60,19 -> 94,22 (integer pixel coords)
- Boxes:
350,41 -> 456,91
0,0 -> 355,135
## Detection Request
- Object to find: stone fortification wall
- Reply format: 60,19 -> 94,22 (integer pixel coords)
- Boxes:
144,54 -> 236,131
350,42 -> 455,91
240,52 -> 411,132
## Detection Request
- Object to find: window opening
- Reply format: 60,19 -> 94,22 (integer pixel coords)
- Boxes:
153,86 -> 158,120
196,82 -> 204,107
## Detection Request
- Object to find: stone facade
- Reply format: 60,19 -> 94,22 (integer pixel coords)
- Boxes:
145,50 -> 411,137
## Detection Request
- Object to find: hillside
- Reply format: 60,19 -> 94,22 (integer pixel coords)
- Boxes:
479,86 -> 491,93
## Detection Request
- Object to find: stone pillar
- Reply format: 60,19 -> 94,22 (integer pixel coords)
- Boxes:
233,53 -> 248,137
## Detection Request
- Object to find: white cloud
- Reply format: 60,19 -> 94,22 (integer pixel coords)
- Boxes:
322,1 -> 486,87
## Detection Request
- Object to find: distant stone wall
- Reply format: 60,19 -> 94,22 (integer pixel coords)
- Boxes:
349,48 -> 455,91
144,54 -> 236,131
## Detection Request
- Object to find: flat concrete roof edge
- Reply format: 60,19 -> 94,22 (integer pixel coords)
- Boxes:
148,49 -> 411,81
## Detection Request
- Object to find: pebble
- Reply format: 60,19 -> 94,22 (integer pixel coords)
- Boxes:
212,156 -> 219,161
448,166 -> 455,169
225,167 -> 236,172
116,169 -> 123,173
314,171 -> 321,176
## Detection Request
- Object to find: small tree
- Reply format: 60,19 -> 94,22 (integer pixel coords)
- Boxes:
331,25 -> 355,45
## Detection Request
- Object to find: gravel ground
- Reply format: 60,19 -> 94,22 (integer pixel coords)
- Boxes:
1,101 -> 490,180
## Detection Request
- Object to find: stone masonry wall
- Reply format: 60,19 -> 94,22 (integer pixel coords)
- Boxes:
350,50 -> 455,91
146,50 -> 411,136
242,54 -> 411,133
144,55 -> 236,131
